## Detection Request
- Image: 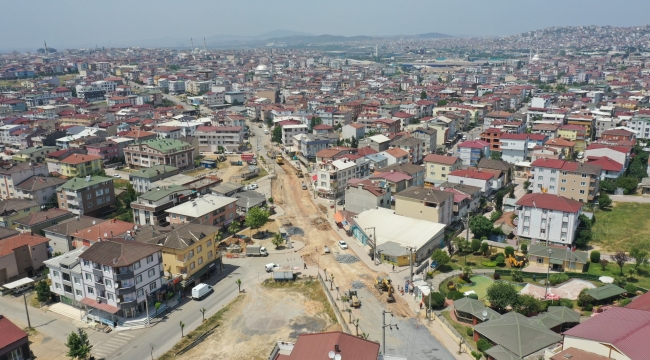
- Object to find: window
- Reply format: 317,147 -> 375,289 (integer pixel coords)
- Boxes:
579,190 -> 585,194
537,258 -> 544,264
190,262 -> 195,270
103,265 -> 110,273
86,194 -> 91,199
105,279 -> 112,288
146,255 -> 154,263
133,261 -> 141,270
540,228 -> 546,235
83,259 -> 89,266
581,174 -> 587,178
208,250 -> 213,259
562,171 -> 568,175
524,216 -> 530,222
53,270 -> 60,278
85,273 -> 92,281
74,277 -> 80,285
537,176 -> 543,180
549,185 -> 555,190
198,257 -> 203,265
197,245 -> 202,253
87,287 -> 94,295
551,170 -> 557,174
95,189 -> 104,196
580,182 -> 586,186
107,293 -> 114,301
75,289 -> 82,297
137,289 -> 144,297
550,177 -> 555,182
8,346 -> 23,360
188,250 -> 194,259
136,274 -> 142,284
148,268 -> 156,277
206,240 -> 212,247
149,282 -> 156,291
55,283 -> 61,290
561,179 -> 567,183
523,226 -> 529,233
561,187 -> 566,191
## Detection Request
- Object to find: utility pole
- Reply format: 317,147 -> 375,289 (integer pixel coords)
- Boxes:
145,290 -> 150,326
464,214 -> 470,264
365,227 -> 378,264
407,246 -> 417,282
23,292 -> 31,329
381,310 -> 398,355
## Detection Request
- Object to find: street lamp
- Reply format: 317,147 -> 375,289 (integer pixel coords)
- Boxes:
545,248 -> 553,298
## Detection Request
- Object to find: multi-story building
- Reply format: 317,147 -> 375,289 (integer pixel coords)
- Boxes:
44,247 -> 87,308
195,126 -> 244,152
627,115 -> 650,139
59,154 -> 103,178
412,127 -> 438,153
390,137 -> 426,164
558,125 -> 588,152
457,140 -> 490,166
566,115 -> 596,140
134,223 -> 222,289
165,194 -> 238,228
14,208 -> 74,236
43,216 -> 106,254
281,124 -> 309,146
124,139 -> 194,170
129,165 -> 179,193
515,193 -> 582,246
0,162 -> 49,200
57,176 -> 116,216
0,315 -> 32,360
14,176 -> 67,206
0,234 -> 49,284
423,154 -> 462,186
12,146 -> 59,163
447,169 -> 501,195
132,185 -> 192,226
530,159 -> 601,203
344,179 -> 392,214
0,199 -> 40,229
499,134 -> 529,164
394,186 -> 454,225
316,157 -> 370,199
85,142 -> 120,161
78,239 -> 163,319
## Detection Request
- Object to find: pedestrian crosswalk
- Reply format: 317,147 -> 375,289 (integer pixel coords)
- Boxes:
92,332 -> 136,359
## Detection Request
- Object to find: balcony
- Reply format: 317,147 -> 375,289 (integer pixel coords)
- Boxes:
95,277 -> 103,284
115,270 -> 134,280
117,295 -> 136,307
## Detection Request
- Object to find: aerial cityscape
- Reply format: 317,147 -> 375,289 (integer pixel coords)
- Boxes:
2,1 -> 650,360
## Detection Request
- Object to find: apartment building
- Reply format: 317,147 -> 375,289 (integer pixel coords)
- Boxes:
0,199 -> 40,229
195,126 -> 244,152
0,234 -> 49,284
43,216 -> 106,254
394,186 -> 454,225
390,137 -> 426,164
124,139 -> 194,170
59,154 -> 103,178
316,157 -> 370,199
447,169 -> 500,195
129,165 -> 180,193
530,159 -> 601,202
457,140 -> 490,166
12,146 -> 59,163
57,176 -> 116,216
44,247 -> 87,308
565,115 -> 596,140
85,142 -> 120,161
344,179 -> 392,214
515,193 -> 582,246
281,124 -> 309,146
499,133 -> 529,164
0,162 -> 49,200
423,154 -> 462,186
134,223 -> 222,288
165,194 -> 238,228
14,176 -> 67,206
131,185 -> 192,226
78,239 -> 163,319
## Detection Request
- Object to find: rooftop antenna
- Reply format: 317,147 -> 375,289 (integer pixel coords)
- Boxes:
203,37 -> 207,59
191,37 -> 194,53
44,40 -> 48,56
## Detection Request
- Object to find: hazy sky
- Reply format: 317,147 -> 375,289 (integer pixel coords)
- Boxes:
2,0 -> 650,50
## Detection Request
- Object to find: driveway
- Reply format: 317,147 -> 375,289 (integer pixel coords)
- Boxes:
610,195 -> 650,203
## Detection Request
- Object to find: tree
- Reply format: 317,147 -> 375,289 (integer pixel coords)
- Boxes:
598,193 -> 612,209
476,338 -> 492,352
629,246 -> 649,271
480,242 -> 489,256
461,266 -> 473,281
44,193 -> 59,210
515,294 -> 546,316
590,251 -> 601,264
427,292 -> 446,308
470,239 -> 482,253
65,329 -> 92,359
512,269 -> 524,282
616,176 -> 639,195
600,259 -> 609,271
154,302 -> 161,316
504,246 -> 515,258
490,151 -> 502,160
523,179 -> 531,190
200,307 -> 207,322
486,281 -> 519,312
612,252 -> 630,275
431,249 -> 450,267
271,232 -> 284,249
469,216 -> 494,239
437,100 -> 448,106
574,229 -> 592,249
244,207 -> 270,234
236,279 -> 242,292
179,321 -> 185,337
471,351 -> 483,360
495,193 -> 504,212
35,280 -> 51,303
228,221 -> 241,235
350,136 -> 358,149
420,91 -> 427,99
271,126 -> 282,144
600,180 -> 616,194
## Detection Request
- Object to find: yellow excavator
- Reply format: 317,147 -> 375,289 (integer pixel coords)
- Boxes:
376,277 -> 396,303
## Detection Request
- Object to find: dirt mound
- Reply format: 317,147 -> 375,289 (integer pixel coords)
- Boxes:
318,204 -> 328,214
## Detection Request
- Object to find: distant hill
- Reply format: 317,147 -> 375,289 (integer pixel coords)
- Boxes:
413,32 -> 454,39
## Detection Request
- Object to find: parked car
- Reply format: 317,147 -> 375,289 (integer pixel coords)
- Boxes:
324,246 -> 330,254
338,240 -> 348,250
248,183 -> 259,190
265,263 -> 281,272
337,199 -> 345,205
113,174 -> 121,178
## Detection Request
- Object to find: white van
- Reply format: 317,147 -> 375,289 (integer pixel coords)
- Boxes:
577,152 -> 584,160
191,283 -> 213,300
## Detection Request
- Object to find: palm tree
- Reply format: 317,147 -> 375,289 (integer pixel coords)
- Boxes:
236,279 -> 242,292
179,321 -> 185,337
330,274 -> 335,290
200,308 -> 207,322
272,232 -> 284,249
353,319 -> 360,336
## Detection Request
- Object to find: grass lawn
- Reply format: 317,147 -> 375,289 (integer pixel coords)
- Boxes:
587,261 -> 650,290
591,203 -> 650,252
113,179 -> 130,189
440,310 -> 476,351
261,278 -> 337,324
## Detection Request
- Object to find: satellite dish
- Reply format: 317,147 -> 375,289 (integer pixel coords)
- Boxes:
482,310 -> 488,319
335,355 -> 341,360
134,225 -> 138,230
328,351 -> 335,359
104,233 -> 108,237
92,220 -> 96,225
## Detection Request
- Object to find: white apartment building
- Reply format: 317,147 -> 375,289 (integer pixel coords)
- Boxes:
168,80 -> 186,94
627,116 -> 650,139
79,239 -> 164,320
195,126 -> 244,152
500,134 -> 529,164
281,124 -> 308,146
92,80 -> 117,94
515,193 -> 582,246
44,247 -> 87,309
202,91 -> 225,106
0,162 -> 49,200
316,157 -> 370,199
0,125 -> 27,145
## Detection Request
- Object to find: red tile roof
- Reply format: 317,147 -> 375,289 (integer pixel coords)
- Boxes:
625,291 -> 650,312
61,153 -> 102,165
500,133 -> 529,140
313,124 -> 333,130
586,156 -> 623,172
356,147 -> 377,156
274,331 -> 380,360
80,297 -> 120,314
563,307 -> 650,360
458,140 -> 489,149
516,193 -> 582,213
0,316 -> 28,349
0,234 -> 49,257
423,154 -> 460,165
449,168 -> 495,181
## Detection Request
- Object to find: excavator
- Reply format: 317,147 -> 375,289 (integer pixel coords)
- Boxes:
387,283 -> 396,303
376,277 -> 396,303
508,254 -> 524,267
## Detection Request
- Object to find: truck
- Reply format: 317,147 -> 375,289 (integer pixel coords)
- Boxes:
246,245 -> 269,257
273,269 -> 295,281
230,160 -> 243,166
241,168 -> 260,180
191,283 -> 213,300
241,153 -> 255,162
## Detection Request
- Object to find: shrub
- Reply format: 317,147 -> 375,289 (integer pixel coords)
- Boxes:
559,298 -> 574,309
428,292 -> 447,308
582,303 -> 593,311
466,327 -> 474,337
495,255 -> 505,266
619,298 -> 632,307
446,290 -> 465,300
447,281 -> 456,291
480,242 -> 489,255
477,338 -> 492,352
482,261 -> 497,267
504,246 -> 515,257
468,293 -> 479,300
590,251 -> 601,264
600,259 -> 609,271
426,271 -> 434,280
512,270 -> 524,282
493,273 -> 501,280
549,273 -> 569,286
520,244 -> 527,253
625,284 -> 637,294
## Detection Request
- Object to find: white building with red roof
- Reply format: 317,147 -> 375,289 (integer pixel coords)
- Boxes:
447,168 -> 500,194
586,156 -> 624,180
457,139 -> 490,166
500,133 -> 529,164
515,193 -> 582,245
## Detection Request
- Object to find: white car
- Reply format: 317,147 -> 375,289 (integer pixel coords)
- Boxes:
113,174 -> 121,178
248,183 -> 258,190
265,263 -> 281,272
338,240 -> 348,250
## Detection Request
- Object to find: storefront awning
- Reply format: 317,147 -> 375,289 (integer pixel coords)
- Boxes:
333,212 -> 344,223
80,297 -> 120,314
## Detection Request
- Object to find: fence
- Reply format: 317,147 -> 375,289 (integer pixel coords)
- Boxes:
175,323 -> 220,356
433,311 -> 474,354
493,269 -> 649,292
317,273 -> 351,334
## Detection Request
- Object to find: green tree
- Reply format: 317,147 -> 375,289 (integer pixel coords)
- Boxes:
486,281 -> 519,312
244,207 -> 270,234
630,246 -> 649,271
470,239 -> 482,253
431,249 -> 450,267
200,307 -> 207,322
65,329 -> 92,359
427,292 -> 446,308
480,242 -> 490,256
495,193 -> 504,212
515,294 -> 546,316
350,136 -> 359,149
228,221 -> 241,235
477,338 -> 492,352
420,91 -> 427,99
490,151 -> 502,160
590,251 -> 601,264
469,216 -> 494,239
471,351 -> 483,360
35,280 -> 51,303
437,100 -> 448,106
236,279 -> 242,292
600,180 -> 617,194
598,193 -> 612,209
574,229 -> 592,249
511,269 -> 524,282
271,126 -> 282,143
179,321 -> 185,337
504,246 -> 515,258
616,176 -> 639,194
612,252 -> 630,276
44,193 -> 59,210
271,232 -> 284,249
461,266 -> 473,280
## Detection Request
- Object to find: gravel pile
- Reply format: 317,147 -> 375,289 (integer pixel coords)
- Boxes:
286,227 -> 304,236
351,281 -> 365,289
335,254 -> 360,264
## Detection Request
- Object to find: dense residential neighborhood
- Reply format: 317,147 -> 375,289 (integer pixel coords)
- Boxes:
4,14 -> 650,360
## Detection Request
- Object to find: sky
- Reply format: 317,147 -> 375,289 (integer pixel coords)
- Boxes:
2,0 -> 650,50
